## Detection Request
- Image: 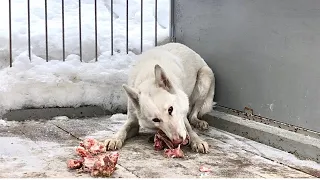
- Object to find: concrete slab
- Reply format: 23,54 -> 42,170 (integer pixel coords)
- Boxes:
0,114 -> 319,178
204,110 -> 320,165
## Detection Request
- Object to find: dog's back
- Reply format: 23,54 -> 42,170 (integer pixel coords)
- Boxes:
128,42 -> 208,97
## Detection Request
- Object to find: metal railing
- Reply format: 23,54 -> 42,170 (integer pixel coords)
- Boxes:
7,0 -> 175,67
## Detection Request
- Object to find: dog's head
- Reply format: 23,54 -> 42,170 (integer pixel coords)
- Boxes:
123,64 -> 189,145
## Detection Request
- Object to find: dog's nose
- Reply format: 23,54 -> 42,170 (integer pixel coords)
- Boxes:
172,137 -> 183,145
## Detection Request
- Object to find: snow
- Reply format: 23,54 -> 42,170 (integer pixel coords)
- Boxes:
0,136 -> 71,177
0,0 -> 170,115
52,116 -> 69,121
0,119 -> 8,126
204,127 -> 320,171
244,139 -> 320,170
109,113 -> 128,121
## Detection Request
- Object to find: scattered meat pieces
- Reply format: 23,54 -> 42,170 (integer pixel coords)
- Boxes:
76,147 -> 92,158
154,130 -> 190,158
164,144 -> 185,158
90,152 -> 119,177
199,165 -> 212,172
80,138 -> 106,155
67,159 -> 83,169
67,138 -> 119,177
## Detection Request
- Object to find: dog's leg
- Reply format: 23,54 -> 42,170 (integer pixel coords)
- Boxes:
105,103 -> 140,150
184,117 -> 209,153
199,76 -> 215,117
188,66 -> 215,130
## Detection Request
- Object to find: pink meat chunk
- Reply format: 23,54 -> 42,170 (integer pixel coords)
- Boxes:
199,165 -> 212,172
90,152 -> 119,177
67,138 -> 119,177
164,144 -> 185,158
154,130 -> 190,158
80,138 -> 106,154
67,159 -> 83,169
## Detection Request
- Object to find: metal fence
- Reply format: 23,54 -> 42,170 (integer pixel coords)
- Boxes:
7,0 -> 175,67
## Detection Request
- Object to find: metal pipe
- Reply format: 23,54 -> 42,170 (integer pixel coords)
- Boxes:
45,0 -> 48,62
27,0 -> 31,61
111,0 -> 114,55
154,0 -> 157,46
169,0 -> 175,42
94,0 -> 98,61
140,0 -> 143,53
62,0 -> 65,61
78,0 -> 82,62
9,0 -> 12,67
126,0 -> 128,54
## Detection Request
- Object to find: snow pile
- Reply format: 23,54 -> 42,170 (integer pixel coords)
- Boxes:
0,119 -> 8,126
0,0 -> 170,115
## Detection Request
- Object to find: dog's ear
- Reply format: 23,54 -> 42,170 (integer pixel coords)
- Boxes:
122,84 -> 140,109
154,64 -> 174,93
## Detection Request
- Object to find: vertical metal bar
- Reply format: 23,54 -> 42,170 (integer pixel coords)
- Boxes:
45,0 -> 49,62
125,0 -> 128,54
94,0 -> 98,61
9,0 -> 12,67
140,0 -> 143,53
154,0 -> 157,47
111,0 -> 114,55
169,0 -> 175,42
27,0 -> 31,61
62,0 -> 65,61
78,0 -> 82,62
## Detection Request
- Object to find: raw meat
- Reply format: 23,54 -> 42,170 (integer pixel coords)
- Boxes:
199,165 -> 212,172
154,130 -> 190,158
67,138 -> 119,177
67,159 -> 83,169
80,138 -> 106,155
164,144 -> 185,158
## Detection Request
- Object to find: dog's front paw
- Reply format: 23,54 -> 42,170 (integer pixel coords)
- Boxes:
190,139 -> 209,154
104,138 -> 123,151
190,118 -> 209,130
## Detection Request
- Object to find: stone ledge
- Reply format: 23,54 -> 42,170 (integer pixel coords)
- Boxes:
204,110 -> 320,164
1,106 -> 115,121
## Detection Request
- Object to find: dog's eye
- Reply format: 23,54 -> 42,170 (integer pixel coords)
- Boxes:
168,106 -> 173,115
152,118 -> 161,123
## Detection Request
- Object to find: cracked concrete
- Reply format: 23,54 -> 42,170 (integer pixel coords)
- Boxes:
0,114 -> 319,178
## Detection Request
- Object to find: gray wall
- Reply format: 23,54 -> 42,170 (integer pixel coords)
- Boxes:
174,0 -> 320,132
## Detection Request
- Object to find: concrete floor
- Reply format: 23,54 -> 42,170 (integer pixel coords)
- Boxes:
0,114 -> 319,178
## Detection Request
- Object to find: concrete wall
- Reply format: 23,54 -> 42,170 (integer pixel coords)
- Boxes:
173,0 -> 320,132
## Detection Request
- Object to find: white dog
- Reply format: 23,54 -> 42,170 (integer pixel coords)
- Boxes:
105,42 -> 215,153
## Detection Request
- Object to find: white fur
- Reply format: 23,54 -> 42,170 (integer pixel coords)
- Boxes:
105,42 -> 215,153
